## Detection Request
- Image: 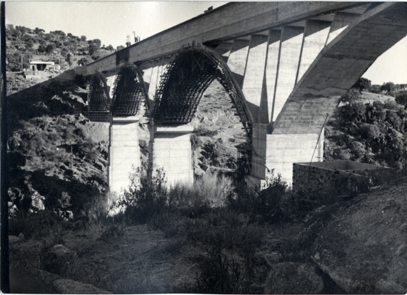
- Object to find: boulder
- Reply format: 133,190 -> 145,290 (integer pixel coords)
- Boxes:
42,244 -> 78,276
312,184 -> 407,293
9,235 -> 19,244
264,262 -> 324,294
53,279 -> 111,294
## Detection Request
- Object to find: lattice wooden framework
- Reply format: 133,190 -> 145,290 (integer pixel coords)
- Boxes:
152,47 -> 253,137
112,63 -> 148,117
87,71 -> 111,122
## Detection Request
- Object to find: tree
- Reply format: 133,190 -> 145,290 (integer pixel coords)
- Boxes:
60,47 -> 70,58
27,39 -> 34,49
117,45 -> 125,51
16,25 -> 28,36
46,43 -> 56,54
69,41 -> 78,53
78,57 -> 91,66
80,35 -> 87,42
370,84 -> 381,94
66,53 -> 72,66
106,44 -> 114,51
88,43 -> 97,55
396,92 -> 407,108
37,45 -> 46,54
34,27 -> 45,34
352,77 -> 371,93
92,39 -> 101,50
380,82 -> 395,96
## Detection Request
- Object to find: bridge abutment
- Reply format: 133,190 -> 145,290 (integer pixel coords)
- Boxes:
264,132 -> 324,186
249,123 -> 323,187
152,125 -> 194,187
108,116 -> 141,194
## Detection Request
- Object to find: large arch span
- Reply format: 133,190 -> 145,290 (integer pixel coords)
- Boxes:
152,47 -> 253,137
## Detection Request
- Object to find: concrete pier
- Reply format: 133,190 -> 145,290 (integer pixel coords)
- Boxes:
152,125 -> 194,187
108,116 -> 141,194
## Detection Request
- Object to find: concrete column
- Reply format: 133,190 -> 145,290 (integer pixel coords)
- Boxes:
296,20 -> 331,83
242,34 -> 269,122
250,123 -> 270,181
156,64 -> 164,86
214,40 -> 234,63
265,132 -> 324,186
266,30 -> 282,123
108,116 -> 141,194
326,12 -> 359,45
106,75 -> 117,99
273,26 -> 304,121
227,38 -> 251,87
142,67 -> 153,92
152,125 -> 194,187
148,66 -> 159,100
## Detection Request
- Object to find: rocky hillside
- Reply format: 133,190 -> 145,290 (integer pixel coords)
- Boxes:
5,24 -> 117,94
192,80 -> 248,177
325,91 -> 407,171
7,70 -> 109,219
6,25 -> 116,71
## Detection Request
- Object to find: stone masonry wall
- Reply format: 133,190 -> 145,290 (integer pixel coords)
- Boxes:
293,161 -> 397,202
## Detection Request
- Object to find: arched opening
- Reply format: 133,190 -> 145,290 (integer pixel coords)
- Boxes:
152,48 -> 252,136
152,48 -> 253,182
112,63 -> 149,117
87,71 -> 110,122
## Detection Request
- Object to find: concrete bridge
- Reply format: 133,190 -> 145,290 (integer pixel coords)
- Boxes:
84,2 -> 407,192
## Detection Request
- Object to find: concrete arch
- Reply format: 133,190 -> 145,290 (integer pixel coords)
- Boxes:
111,63 -> 149,117
152,47 -> 253,136
87,71 -> 111,122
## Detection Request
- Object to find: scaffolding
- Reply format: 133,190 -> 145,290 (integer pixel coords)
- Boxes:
111,64 -> 147,117
87,71 -> 110,122
152,47 -> 252,138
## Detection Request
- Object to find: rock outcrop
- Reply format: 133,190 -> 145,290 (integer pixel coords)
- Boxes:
53,279 -> 112,294
312,183 -> 407,293
264,262 -> 324,294
42,244 -> 78,276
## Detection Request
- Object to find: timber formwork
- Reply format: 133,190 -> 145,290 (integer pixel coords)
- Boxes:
152,47 -> 252,138
112,64 -> 148,117
87,71 -> 110,122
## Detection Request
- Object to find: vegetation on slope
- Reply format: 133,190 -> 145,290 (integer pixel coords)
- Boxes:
325,82 -> 407,172
6,24 -> 117,72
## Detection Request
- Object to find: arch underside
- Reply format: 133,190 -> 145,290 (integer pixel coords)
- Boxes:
112,64 -> 147,117
152,48 -> 252,136
88,72 -> 110,122
87,64 -> 148,121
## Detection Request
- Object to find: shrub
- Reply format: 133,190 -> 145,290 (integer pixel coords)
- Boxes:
9,210 -> 64,240
228,173 -> 288,223
111,163 -> 167,224
190,209 -> 264,293
396,92 -> 407,108
359,123 -> 380,140
194,172 -> 234,208
194,250 -> 253,293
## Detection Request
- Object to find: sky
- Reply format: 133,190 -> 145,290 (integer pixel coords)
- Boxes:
5,1 -> 407,85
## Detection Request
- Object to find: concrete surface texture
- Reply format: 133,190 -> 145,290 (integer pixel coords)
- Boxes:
86,2 -> 407,186
108,116 -> 141,194
152,125 -> 194,187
